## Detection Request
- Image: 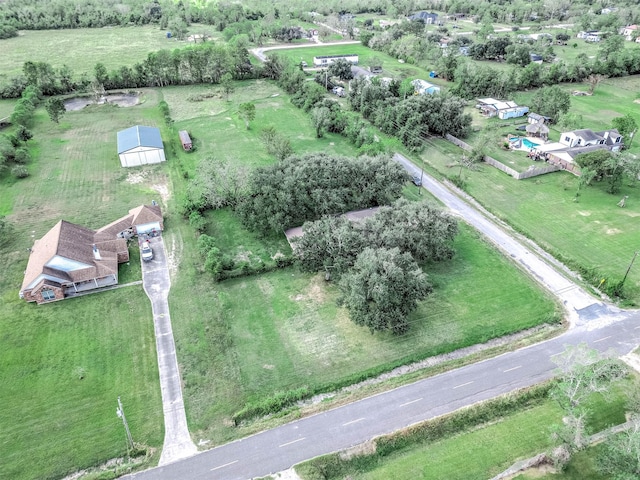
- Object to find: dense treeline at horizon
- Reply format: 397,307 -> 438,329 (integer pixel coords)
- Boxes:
1,0 -> 639,32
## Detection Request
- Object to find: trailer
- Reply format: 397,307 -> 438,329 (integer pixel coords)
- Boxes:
179,130 -> 192,151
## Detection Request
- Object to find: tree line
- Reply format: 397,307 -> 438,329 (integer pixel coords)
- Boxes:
0,40 -> 257,98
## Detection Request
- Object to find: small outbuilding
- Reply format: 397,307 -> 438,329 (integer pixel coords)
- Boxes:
117,125 -> 165,168
179,130 -> 193,151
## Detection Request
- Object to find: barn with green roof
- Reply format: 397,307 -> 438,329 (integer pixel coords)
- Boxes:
117,125 -> 165,167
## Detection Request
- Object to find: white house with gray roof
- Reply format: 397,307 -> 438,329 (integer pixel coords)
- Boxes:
117,125 -> 165,168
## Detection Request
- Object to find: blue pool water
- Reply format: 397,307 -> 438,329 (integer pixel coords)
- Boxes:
522,138 -> 540,149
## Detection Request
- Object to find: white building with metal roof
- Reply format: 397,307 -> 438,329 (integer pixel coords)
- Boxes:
117,125 -> 165,168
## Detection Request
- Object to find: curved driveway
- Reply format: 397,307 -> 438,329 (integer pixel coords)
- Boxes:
127,159 -> 638,479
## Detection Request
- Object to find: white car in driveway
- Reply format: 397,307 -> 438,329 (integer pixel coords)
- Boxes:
141,241 -> 153,262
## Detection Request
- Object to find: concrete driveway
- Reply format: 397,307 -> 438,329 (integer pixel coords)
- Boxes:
141,235 -> 197,465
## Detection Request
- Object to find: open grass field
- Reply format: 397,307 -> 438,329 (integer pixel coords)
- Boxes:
0,91 -> 172,479
1,24 -> 220,78
423,76 -> 640,302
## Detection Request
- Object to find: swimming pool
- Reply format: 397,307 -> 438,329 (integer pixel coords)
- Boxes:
522,138 -> 540,149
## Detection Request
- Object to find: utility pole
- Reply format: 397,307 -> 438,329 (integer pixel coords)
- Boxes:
621,251 -> 638,287
116,396 -> 135,454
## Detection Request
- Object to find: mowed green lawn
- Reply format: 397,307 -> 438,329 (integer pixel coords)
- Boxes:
1,24 -> 219,78
417,77 -> 640,302
0,92 -> 170,479
170,219 -> 558,443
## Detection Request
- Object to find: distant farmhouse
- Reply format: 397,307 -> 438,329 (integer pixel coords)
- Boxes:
313,54 -> 359,67
408,11 -> 439,24
621,25 -> 639,41
476,98 -> 529,119
117,125 -> 165,168
20,204 -> 163,304
577,30 -> 602,42
411,79 -> 441,95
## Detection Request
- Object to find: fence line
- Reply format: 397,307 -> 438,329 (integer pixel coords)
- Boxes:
444,134 -> 562,180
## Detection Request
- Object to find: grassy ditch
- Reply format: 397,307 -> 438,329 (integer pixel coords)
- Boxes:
296,379 -> 631,480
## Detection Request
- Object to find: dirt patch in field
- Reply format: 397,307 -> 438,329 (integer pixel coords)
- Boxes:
634,99 -> 640,104
151,183 -> 170,203
606,228 -> 622,234
577,210 -> 591,216
126,171 -> 147,184
339,440 -> 376,460
271,469 -> 303,480
64,93 -> 140,111
290,274 -> 328,303
501,464 -> 556,479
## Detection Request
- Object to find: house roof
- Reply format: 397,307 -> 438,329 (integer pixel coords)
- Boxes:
566,144 -> 613,159
526,123 -> 549,134
21,220 -> 119,291
570,129 -> 603,142
21,204 -> 163,294
409,11 -> 438,20
528,112 -> 550,122
117,126 -> 163,154
129,204 -> 163,226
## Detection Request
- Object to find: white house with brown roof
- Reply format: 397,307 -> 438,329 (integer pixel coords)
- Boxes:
20,204 -> 163,304
621,25 -> 638,41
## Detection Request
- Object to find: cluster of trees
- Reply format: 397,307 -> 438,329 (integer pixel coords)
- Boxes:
575,148 -> 640,196
0,87 -> 38,179
363,25 -> 640,99
236,153 -> 408,233
348,77 -> 472,149
0,40 -> 256,99
529,85 -> 571,123
265,54 -> 384,154
548,344 -> 638,477
0,0 -> 214,30
292,199 -> 458,334
185,153 -> 409,234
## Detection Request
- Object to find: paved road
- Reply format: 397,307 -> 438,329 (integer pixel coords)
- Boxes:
393,153 -> 607,326
125,310 -> 639,480
142,236 -> 198,465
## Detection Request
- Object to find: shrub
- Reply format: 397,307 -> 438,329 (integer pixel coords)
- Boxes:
11,165 -> 29,178
188,211 -> 207,233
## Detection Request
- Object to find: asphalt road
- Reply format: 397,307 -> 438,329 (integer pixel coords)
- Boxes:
126,156 -> 639,480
